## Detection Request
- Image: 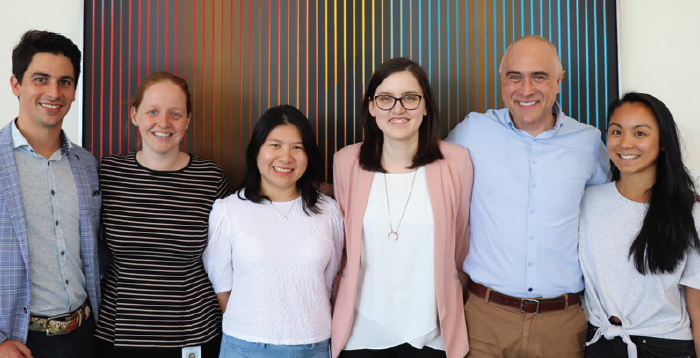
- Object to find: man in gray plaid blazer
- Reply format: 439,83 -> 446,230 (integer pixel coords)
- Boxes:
0,30 -> 101,358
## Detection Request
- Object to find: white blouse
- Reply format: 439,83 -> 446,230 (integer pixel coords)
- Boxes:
345,167 -> 444,351
203,193 -> 344,345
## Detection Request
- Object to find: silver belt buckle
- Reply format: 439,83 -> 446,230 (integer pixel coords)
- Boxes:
44,312 -> 71,336
521,298 -> 540,314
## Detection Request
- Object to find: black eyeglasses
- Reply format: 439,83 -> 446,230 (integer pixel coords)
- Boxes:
372,94 -> 424,110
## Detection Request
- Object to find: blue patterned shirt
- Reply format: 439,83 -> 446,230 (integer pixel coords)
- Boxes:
12,121 -> 86,316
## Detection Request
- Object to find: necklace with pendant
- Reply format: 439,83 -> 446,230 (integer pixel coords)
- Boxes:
384,170 -> 418,241
271,199 -> 296,221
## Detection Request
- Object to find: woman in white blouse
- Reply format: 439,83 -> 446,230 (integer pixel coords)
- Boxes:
579,92 -> 700,358
203,105 -> 343,358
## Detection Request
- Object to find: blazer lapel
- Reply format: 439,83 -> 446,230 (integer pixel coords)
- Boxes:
347,166 -> 373,262
425,159 -> 449,280
0,123 -> 30,269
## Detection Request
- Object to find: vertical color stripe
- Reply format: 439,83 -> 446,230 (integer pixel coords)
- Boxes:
84,0 -> 618,183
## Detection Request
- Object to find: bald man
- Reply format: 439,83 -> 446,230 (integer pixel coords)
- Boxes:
446,35 -> 609,357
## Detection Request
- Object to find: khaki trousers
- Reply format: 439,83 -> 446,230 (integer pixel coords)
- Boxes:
464,290 -> 587,358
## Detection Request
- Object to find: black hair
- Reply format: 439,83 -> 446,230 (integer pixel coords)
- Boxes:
607,92 -> 699,274
238,105 -> 323,214
12,30 -> 81,86
359,57 -> 443,172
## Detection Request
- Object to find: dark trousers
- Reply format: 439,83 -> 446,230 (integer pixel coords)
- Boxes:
25,315 -> 96,358
95,333 -> 221,358
586,323 -> 697,358
339,343 -> 447,358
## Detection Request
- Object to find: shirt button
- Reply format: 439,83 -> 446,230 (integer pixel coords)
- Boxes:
528,288 -> 533,292
531,183 -> 537,188
55,221 -> 59,226
65,280 -> 69,284
60,251 -> 65,256
529,209 -> 535,214
23,307 -> 27,314
528,262 -> 534,266
529,235 -> 534,240
51,189 -> 55,195
532,159 -> 537,164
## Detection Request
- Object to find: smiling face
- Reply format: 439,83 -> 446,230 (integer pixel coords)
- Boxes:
130,81 -> 191,156
369,71 -> 426,145
499,37 -> 565,136
257,124 -> 308,200
11,52 -> 76,132
607,102 -> 660,180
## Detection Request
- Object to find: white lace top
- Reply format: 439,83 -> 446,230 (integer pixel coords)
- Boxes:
204,193 -> 344,345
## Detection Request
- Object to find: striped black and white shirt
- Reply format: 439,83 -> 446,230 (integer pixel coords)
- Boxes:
95,152 -> 230,348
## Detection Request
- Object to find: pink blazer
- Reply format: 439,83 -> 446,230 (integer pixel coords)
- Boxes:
331,141 -> 473,358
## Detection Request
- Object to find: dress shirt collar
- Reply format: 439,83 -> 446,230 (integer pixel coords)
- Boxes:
11,117 -> 72,156
502,101 -> 565,139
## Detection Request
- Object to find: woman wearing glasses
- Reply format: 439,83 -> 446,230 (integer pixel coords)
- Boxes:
331,57 -> 473,358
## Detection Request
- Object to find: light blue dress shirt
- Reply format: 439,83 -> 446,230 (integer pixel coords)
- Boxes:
445,102 -> 608,298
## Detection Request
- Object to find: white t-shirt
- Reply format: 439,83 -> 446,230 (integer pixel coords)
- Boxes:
203,193 -> 344,345
345,168 -> 444,351
579,182 -> 700,355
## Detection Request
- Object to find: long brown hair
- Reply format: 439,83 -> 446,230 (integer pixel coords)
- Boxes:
359,57 -> 443,172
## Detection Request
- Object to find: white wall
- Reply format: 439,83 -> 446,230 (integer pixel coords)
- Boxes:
0,0 -> 84,144
617,0 -> 700,178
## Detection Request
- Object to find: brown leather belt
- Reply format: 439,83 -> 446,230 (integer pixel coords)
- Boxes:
468,281 -> 581,314
28,300 -> 91,336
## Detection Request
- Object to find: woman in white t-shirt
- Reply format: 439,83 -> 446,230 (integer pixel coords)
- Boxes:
579,92 -> 700,358
203,105 -> 344,358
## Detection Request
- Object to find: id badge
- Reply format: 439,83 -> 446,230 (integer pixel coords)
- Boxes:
182,345 -> 202,358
